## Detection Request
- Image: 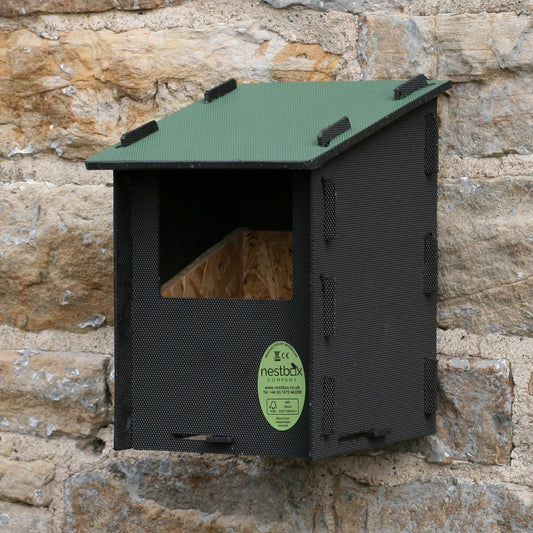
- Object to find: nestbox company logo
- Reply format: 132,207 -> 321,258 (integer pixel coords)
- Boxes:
257,341 -> 306,431
259,362 -> 303,377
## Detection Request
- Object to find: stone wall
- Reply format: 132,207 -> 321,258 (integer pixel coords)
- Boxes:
0,0 -> 531,531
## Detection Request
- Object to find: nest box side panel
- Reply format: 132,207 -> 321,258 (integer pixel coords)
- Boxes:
310,100 -> 439,459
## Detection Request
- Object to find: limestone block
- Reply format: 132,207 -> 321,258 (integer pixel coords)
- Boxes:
263,0 -> 525,15
440,154 -> 533,181
0,501 -> 52,533
0,28 -> 122,160
0,156 -> 113,187
107,358 -> 115,406
423,357 -> 513,464
335,478 -> 533,532
478,334 -> 533,454
437,176 -> 533,335
0,350 -> 110,437
436,330 -> 533,463
65,467 -> 533,532
105,457 -> 313,528
439,77 -> 533,157
436,13 -> 533,81
511,361 -> 533,452
0,457 -> 54,506
0,0 -> 177,17
264,0 -> 402,14
64,467 -> 311,533
411,0 -> 524,15
360,12 -> 531,81
0,325 -> 114,354
0,181 -> 113,331
358,15 -> 438,79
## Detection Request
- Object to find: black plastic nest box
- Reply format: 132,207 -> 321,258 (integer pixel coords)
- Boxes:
86,76 -> 451,459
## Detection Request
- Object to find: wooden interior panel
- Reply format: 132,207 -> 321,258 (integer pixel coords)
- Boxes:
161,229 -> 293,299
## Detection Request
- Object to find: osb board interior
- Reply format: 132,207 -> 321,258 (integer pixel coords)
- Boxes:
161,228 -> 293,300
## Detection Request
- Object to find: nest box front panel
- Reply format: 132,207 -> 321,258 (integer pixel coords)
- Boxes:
114,170 -> 313,457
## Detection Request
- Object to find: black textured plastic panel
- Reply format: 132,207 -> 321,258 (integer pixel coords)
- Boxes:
424,357 -> 438,415
117,171 -> 312,457
322,178 -> 336,240
424,233 -> 438,294
113,173 -> 133,450
321,275 -> 336,338
310,100 -> 438,458
424,113 -> 438,178
322,376 -> 335,437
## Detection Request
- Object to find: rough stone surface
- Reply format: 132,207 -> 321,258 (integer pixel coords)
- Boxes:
64,469 -> 309,533
0,350 -> 110,437
0,457 -> 54,506
0,182 -> 113,331
440,154 -> 533,181
63,469 -> 533,533
0,325 -> 113,353
359,13 -> 533,81
439,78 -> 533,157
109,457 -> 314,528
437,176 -> 533,336
424,356 -> 513,464
0,501 -> 52,533
358,14 -> 438,79
336,478 -> 533,532
436,14 -> 533,81
270,42 -> 342,81
0,0 -> 179,18
0,156 -> 112,186
262,0 -> 529,15
265,0 -> 403,14
436,330 -> 533,472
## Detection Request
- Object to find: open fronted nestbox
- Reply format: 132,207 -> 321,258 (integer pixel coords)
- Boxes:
86,76 -> 451,459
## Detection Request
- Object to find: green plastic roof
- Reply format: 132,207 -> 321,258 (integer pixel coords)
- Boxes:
85,79 -> 451,170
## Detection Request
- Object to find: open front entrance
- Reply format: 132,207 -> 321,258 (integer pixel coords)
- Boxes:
159,169 -> 294,300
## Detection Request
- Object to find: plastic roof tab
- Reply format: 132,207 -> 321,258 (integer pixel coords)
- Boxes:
85,78 -> 451,171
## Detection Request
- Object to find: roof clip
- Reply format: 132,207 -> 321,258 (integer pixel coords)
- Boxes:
394,74 -> 429,100
317,116 -> 351,147
120,120 -> 159,147
204,78 -> 237,103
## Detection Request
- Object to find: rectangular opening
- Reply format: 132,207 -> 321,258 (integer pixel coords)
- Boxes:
159,169 -> 294,300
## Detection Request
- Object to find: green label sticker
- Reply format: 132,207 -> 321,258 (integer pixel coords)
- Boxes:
257,341 -> 306,431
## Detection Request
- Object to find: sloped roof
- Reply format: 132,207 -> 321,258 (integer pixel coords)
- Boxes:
85,78 -> 451,170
